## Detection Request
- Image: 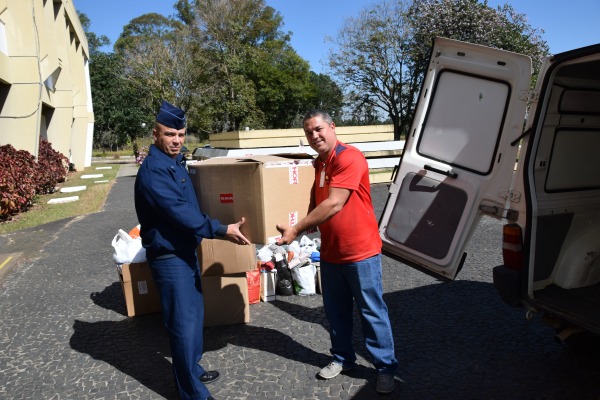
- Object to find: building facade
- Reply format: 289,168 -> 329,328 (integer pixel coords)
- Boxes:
0,0 -> 93,170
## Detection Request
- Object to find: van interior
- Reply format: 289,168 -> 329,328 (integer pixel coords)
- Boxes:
526,53 -> 600,335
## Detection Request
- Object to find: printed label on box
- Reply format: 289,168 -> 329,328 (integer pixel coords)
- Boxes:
220,193 -> 234,203
267,235 -> 282,244
289,165 -> 300,184
137,280 -> 149,295
289,211 -> 299,226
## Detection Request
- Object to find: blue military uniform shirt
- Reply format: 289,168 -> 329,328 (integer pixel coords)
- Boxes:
134,144 -> 227,259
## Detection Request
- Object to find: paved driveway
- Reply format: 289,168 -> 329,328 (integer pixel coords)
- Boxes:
0,164 -> 598,399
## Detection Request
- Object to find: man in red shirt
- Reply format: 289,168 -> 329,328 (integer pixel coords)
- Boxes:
276,110 -> 399,394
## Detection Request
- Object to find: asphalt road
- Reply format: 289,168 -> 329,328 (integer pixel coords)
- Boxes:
0,164 -> 599,399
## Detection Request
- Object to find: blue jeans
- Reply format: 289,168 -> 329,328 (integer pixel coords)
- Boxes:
149,254 -> 210,400
321,254 -> 399,374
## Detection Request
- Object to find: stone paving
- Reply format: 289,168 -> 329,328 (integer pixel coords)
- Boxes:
0,163 -> 599,400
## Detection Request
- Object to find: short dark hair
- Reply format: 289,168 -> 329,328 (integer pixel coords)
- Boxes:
303,109 -> 333,125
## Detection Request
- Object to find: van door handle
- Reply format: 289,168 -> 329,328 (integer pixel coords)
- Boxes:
424,164 -> 458,178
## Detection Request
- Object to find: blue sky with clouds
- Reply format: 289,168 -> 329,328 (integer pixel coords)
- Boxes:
74,0 -> 600,73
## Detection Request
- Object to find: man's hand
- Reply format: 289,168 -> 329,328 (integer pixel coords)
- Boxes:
276,223 -> 299,245
224,217 -> 251,245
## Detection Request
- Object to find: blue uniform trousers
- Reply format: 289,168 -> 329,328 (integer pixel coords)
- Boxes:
149,254 -> 210,400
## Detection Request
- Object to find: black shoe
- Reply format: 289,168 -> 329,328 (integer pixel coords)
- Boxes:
199,370 -> 220,384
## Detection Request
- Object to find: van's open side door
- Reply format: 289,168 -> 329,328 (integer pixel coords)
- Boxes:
379,38 -> 532,280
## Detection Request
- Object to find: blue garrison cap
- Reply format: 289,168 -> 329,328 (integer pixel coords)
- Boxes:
156,100 -> 186,129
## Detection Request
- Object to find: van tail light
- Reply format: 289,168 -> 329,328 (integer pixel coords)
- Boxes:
502,223 -> 524,271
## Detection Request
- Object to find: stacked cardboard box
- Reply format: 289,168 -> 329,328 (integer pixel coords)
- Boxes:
118,261 -> 161,317
188,155 -> 314,244
198,239 -> 256,327
118,239 -> 256,326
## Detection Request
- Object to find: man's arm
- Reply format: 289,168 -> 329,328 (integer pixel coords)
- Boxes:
276,186 -> 350,245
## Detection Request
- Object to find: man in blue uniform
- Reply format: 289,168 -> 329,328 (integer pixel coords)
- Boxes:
135,100 -> 250,400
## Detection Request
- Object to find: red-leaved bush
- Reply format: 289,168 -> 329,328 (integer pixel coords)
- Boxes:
35,139 -> 69,194
0,139 -> 69,221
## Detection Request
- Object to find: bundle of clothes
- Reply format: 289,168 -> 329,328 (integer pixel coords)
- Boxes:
256,236 -> 321,296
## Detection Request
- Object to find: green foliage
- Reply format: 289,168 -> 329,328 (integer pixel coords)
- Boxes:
306,73 -> 344,123
89,52 -> 153,150
114,14 -> 181,112
248,40 -> 314,128
94,0 -> 344,135
408,0 -> 549,79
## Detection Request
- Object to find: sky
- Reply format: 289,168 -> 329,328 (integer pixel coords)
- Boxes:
73,0 -> 600,74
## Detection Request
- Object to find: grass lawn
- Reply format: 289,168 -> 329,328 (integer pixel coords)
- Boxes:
0,164 -> 122,235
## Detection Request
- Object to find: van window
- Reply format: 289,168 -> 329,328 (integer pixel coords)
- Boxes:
417,70 -> 510,175
546,129 -> 600,191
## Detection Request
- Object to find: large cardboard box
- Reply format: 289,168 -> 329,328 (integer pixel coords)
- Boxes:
189,155 -> 314,244
203,273 -> 250,327
198,239 -> 256,276
119,262 -> 161,317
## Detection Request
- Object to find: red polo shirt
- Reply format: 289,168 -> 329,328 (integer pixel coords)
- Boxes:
314,141 -> 382,263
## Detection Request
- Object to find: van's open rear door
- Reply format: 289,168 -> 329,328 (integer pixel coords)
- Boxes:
379,38 -> 532,280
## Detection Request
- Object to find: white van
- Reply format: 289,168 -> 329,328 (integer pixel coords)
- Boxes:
379,37 -> 600,342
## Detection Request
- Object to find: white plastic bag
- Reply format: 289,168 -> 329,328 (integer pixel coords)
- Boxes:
257,245 -> 274,262
291,262 -> 316,296
299,235 -> 318,254
111,229 -> 146,264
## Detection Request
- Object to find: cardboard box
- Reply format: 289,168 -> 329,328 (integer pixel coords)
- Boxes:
198,239 -> 257,276
203,274 -> 250,327
189,155 -> 314,244
119,262 -> 161,317
260,271 -> 277,302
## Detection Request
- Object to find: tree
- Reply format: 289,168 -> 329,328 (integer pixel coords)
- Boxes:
328,1 -> 413,139
87,0 -> 342,141
186,0 -> 284,131
114,14 -> 182,115
248,40 -> 315,129
89,52 -> 152,150
407,0 -> 549,85
305,72 -> 344,123
179,0 -> 339,131
79,11 -> 152,150
328,0 -> 549,140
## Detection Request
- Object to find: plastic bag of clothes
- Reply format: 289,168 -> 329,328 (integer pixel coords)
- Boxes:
111,229 -> 146,264
291,261 -> 316,296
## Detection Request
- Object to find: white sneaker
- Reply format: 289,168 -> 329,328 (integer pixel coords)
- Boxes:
376,373 -> 395,394
318,362 -> 352,379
